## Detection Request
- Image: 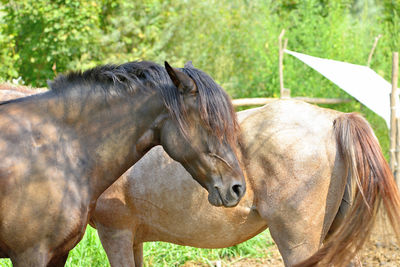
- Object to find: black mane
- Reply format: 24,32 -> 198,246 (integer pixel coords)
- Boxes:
49,61 -> 171,94
27,61 -> 240,147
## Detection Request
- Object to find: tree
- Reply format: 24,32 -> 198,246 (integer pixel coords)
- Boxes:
0,0 -> 102,86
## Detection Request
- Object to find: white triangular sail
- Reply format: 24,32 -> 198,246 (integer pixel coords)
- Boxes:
285,49 -> 396,127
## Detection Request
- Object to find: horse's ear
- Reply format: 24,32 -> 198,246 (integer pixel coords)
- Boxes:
184,61 -> 194,68
165,61 -> 197,94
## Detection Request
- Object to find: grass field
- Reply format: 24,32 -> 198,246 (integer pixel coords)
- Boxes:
0,226 -> 275,266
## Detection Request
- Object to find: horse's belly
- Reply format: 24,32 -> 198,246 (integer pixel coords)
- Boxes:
135,207 -> 267,248
107,145 -> 268,249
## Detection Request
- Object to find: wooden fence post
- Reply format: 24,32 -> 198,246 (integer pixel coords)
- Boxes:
390,52 -> 399,182
367,34 -> 382,67
279,30 -> 289,98
390,52 -> 400,184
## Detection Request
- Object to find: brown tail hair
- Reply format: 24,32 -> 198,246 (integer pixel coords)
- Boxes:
294,113 -> 400,267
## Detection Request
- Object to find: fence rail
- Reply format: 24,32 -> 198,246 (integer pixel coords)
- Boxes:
232,97 -> 351,107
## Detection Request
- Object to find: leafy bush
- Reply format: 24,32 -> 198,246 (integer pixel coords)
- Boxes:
0,0 -> 102,86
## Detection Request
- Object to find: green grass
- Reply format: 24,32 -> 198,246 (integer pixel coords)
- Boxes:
66,226 -> 109,267
0,227 -> 109,267
143,231 -> 274,267
0,227 -> 275,267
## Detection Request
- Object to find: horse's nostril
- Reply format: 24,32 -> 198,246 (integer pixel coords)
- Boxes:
231,184 -> 244,198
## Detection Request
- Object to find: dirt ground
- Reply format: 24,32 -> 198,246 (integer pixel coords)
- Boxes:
183,219 -> 400,267
358,225 -> 400,267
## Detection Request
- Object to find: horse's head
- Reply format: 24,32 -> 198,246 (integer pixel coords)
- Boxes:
159,62 -> 245,207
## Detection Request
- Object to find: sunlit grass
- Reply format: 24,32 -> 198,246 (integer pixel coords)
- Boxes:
143,231 -> 274,267
66,226 -> 109,267
0,228 -> 274,267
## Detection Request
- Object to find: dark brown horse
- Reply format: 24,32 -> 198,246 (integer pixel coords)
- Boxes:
0,61 -> 245,266
92,100 -> 400,267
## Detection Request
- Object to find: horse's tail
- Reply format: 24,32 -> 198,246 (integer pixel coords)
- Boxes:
294,113 -> 400,267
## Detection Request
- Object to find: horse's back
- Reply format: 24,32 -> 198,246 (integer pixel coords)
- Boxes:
0,90 -> 27,102
240,100 -> 340,161
0,84 -> 45,103
242,99 -> 338,131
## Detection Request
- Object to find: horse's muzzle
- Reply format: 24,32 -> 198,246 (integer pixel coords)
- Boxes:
208,182 -> 246,207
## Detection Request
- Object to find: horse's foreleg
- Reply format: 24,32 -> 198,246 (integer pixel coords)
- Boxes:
47,252 -> 69,267
0,248 -> 8,258
97,223 -> 135,267
133,243 -> 143,267
10,248 -> 49,267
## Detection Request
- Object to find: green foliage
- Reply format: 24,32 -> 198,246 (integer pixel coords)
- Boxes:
98,0 -> 180,63
0,0 -> 102,86
380,0 -> 400,51
0,0 -> 397,102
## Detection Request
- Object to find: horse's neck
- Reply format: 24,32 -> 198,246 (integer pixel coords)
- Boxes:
86,90 -> 166,199
40,86 -> 166,200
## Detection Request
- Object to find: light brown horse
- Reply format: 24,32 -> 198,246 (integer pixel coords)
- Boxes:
91,100 -> 400,267
0,84 -> 46,101
0,61 -> 246,266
